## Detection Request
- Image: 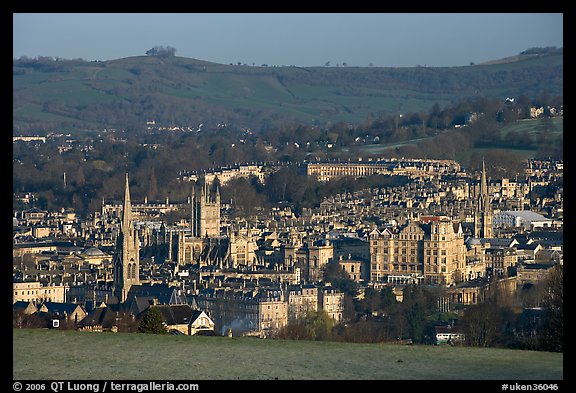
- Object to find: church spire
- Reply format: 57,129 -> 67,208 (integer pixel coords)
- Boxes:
480,159 -> 488,199
474,159 -> 493,238
123,173 -> 132,231
114,172 -> 140,303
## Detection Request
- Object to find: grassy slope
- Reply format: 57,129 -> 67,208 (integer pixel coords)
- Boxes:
500,117 -> 563,138
13,328 -> 562,380
13,54 -> 562,128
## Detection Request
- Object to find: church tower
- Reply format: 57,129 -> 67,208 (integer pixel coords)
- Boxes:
191,178 -> 221,238
474,160 -> 493,238
114,173 -> 140,303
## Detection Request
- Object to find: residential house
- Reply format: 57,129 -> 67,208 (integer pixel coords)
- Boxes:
38,301 -> 87,325
78,305 -> 121,332
153,304 -> 214,335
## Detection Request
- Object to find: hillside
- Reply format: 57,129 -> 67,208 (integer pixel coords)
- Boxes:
13,328 -> 563,380
13,50 -> 563,132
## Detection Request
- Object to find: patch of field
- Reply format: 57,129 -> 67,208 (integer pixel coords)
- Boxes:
13,328 -> 563,380
500,117 -> 563,137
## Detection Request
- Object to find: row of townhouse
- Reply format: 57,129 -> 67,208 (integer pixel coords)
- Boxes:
196,284 -> 344,337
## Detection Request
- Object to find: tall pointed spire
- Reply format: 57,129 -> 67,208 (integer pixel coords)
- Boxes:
474,159 -> 493,238
114,172 -> 140,303
480,159 -> 488,198
123,173 -> 132,230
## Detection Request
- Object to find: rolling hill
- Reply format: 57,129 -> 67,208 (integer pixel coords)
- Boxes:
13,50 -> 563,132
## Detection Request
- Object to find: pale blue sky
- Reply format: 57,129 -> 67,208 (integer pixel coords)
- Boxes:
13,13 -> 563,67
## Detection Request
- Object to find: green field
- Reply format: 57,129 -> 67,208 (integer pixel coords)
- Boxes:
500,117 -> 563,138
13,328 -> 563,380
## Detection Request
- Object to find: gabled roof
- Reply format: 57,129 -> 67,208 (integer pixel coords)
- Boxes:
78,306 -> 118,329
516,242 -> 542,251
13,301 -> 38,314
38,301 -> 85,316
190,310 -> 213,326
154,304 -> 195,326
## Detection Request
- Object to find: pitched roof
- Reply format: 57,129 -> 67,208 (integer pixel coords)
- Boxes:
126,284 -> 175,305
13,301 -> 38,314
154,304 -> 195,325
78,306 -> 118,329
39,301 -> 85,316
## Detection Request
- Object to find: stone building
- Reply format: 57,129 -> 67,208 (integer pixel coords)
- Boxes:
370,217 -> 467,286
13,281 -> 67,304
196,287 -> 287,337
282,239 -> 333,282
191,179 -> 220,238
286,285 -> 318,322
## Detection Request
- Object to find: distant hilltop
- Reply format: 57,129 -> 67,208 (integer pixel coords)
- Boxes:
478,46 -> 563,65
13,47 -> 562,132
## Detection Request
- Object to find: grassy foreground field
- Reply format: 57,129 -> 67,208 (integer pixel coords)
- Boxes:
13,328 -> 562,380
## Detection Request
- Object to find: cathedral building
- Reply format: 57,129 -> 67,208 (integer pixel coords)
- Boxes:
152,177 -> 258,269
191,179 -> 220,238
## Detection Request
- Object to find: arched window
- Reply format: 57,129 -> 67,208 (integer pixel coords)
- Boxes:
128,259 -> 136,280
185,247 -> 192,262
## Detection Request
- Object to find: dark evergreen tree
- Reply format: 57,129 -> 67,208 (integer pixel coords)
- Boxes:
138,307 -> 167,334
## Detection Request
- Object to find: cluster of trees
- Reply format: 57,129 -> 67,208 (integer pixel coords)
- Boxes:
145,46 -> 177,58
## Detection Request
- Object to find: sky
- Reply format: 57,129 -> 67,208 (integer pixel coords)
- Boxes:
13,13 -> 563,67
